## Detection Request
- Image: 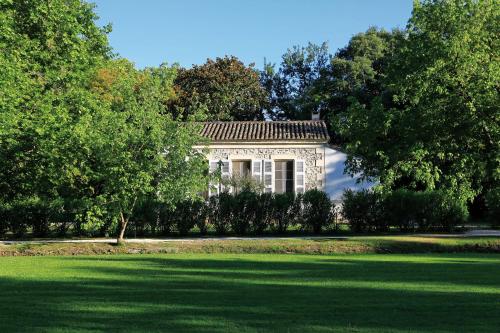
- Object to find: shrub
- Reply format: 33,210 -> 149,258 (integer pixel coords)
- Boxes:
131,197 -> 159,237
231,190 -> 259,235
342,189 -> 383,233
0,200 -> 10,237
271,193 -> 295,233
485,188 -> 500,226
253,192 -> 274,234
383,189 -> 419,231
383,190 -> 468,232
158,204 -> 176,235
192,200 -> 209,235
174,200 -> 202,236
429,192 -> 468,231
302,189 -> 333,234
7,200 -> 30,238
207,192 -> 234,234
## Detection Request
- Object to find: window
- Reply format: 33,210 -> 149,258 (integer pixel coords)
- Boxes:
232,160 -> 251,177
274,160 -> 294,193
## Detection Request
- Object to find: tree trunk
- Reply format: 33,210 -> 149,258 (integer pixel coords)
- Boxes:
117,212 -> 128,244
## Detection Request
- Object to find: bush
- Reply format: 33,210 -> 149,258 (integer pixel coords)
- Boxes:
0,201 -> 10,237
271,193 -> 295,233
193,200 -> 209,235
231,190 -> 259,235
429,192 -> 468,231
131,197 -> 159,237
253,192 -> 274,234
343,189 -> 468,233
174,199 -> 204,236
207,192 -> 234,234
485,188 -> 500,226
384,190 -> 468,232
302,189 -> 333,234
383,189 -> 420,231
341,189 -> 383,233
158,204 -> 176,235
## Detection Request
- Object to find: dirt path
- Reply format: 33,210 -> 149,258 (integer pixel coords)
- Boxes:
1,229 -> 499,245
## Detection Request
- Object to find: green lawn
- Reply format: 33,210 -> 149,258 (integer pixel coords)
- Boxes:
1,253 -> 499,332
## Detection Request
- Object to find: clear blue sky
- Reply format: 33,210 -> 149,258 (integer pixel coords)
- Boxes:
92,0 -> 413,70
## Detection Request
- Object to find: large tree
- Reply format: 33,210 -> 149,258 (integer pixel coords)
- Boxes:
338,0 -> 499,203
261,42 -> 331,120
0,0 -> 208,241
172,56 -> 268,121
0,0 -> 111,213
261,31 -> 401,143
322,28 -> 402,142
89,60 -> 207,242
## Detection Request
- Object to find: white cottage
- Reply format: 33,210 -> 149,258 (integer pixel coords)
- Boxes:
196,120 -> 373,201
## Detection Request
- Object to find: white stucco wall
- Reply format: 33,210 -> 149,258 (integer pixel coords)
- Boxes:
199,142 -> 326,191
325,146 -> 375,201
195,142 -> 375,201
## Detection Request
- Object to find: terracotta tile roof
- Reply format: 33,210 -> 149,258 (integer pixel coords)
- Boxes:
200,120 -> 329,142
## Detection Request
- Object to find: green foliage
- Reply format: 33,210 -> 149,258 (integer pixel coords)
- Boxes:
301,189 -> 333,233
0,1 -> 209,241
173,56 -> 268,120
342,189 -> 383,232
90,60 -> 208,240
253,192 -> 274,234
261,42 -> 331,120
158,205 -> 176,236
338,0 -> 499,204
270,193 -> 297,233
383,189 -> 421,231
224,174 -> 265,194
485,188 -> 500,225
342,189 -> 469,232
231,190 -> 259,235
173,200 -> 197,236
0,200 -> 8,236
0,0 -> 111,236
207,192 -> 234,235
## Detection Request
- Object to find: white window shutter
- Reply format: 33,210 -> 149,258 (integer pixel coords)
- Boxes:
295,160 -> 305,193
263,159 -> 274,193
252,159 -> 262,183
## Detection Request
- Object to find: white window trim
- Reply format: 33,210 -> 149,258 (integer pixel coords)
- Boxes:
263,159 -> 274,193
251,159 -> 262,183
295,159 -> 305,193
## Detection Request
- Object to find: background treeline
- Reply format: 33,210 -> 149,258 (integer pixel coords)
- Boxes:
0,0 -> 498,241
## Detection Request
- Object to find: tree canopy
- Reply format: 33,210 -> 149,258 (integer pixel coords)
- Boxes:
261,42 -> 331,121
172,56 -> 268,121
337,0 -> 499,203
0,0 -> 207,241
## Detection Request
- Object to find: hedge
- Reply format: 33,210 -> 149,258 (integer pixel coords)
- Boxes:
342,189 -> 469,232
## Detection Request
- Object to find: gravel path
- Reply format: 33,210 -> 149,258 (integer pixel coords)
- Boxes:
0,230 -> 499,245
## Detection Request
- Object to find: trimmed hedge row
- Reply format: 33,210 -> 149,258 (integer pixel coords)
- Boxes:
131,189 -> 336,236
342,189 -> 469,232
0,189 -> 336,238
0,187 -> 487,238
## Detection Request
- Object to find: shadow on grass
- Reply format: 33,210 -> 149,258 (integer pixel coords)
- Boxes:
0,254 -> 499,332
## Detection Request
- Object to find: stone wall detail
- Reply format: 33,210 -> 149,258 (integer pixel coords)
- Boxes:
208,147 -> 324,190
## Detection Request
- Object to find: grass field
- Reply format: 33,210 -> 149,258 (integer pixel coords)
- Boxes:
1,236 -> 500,256
1,253 -> 499,332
